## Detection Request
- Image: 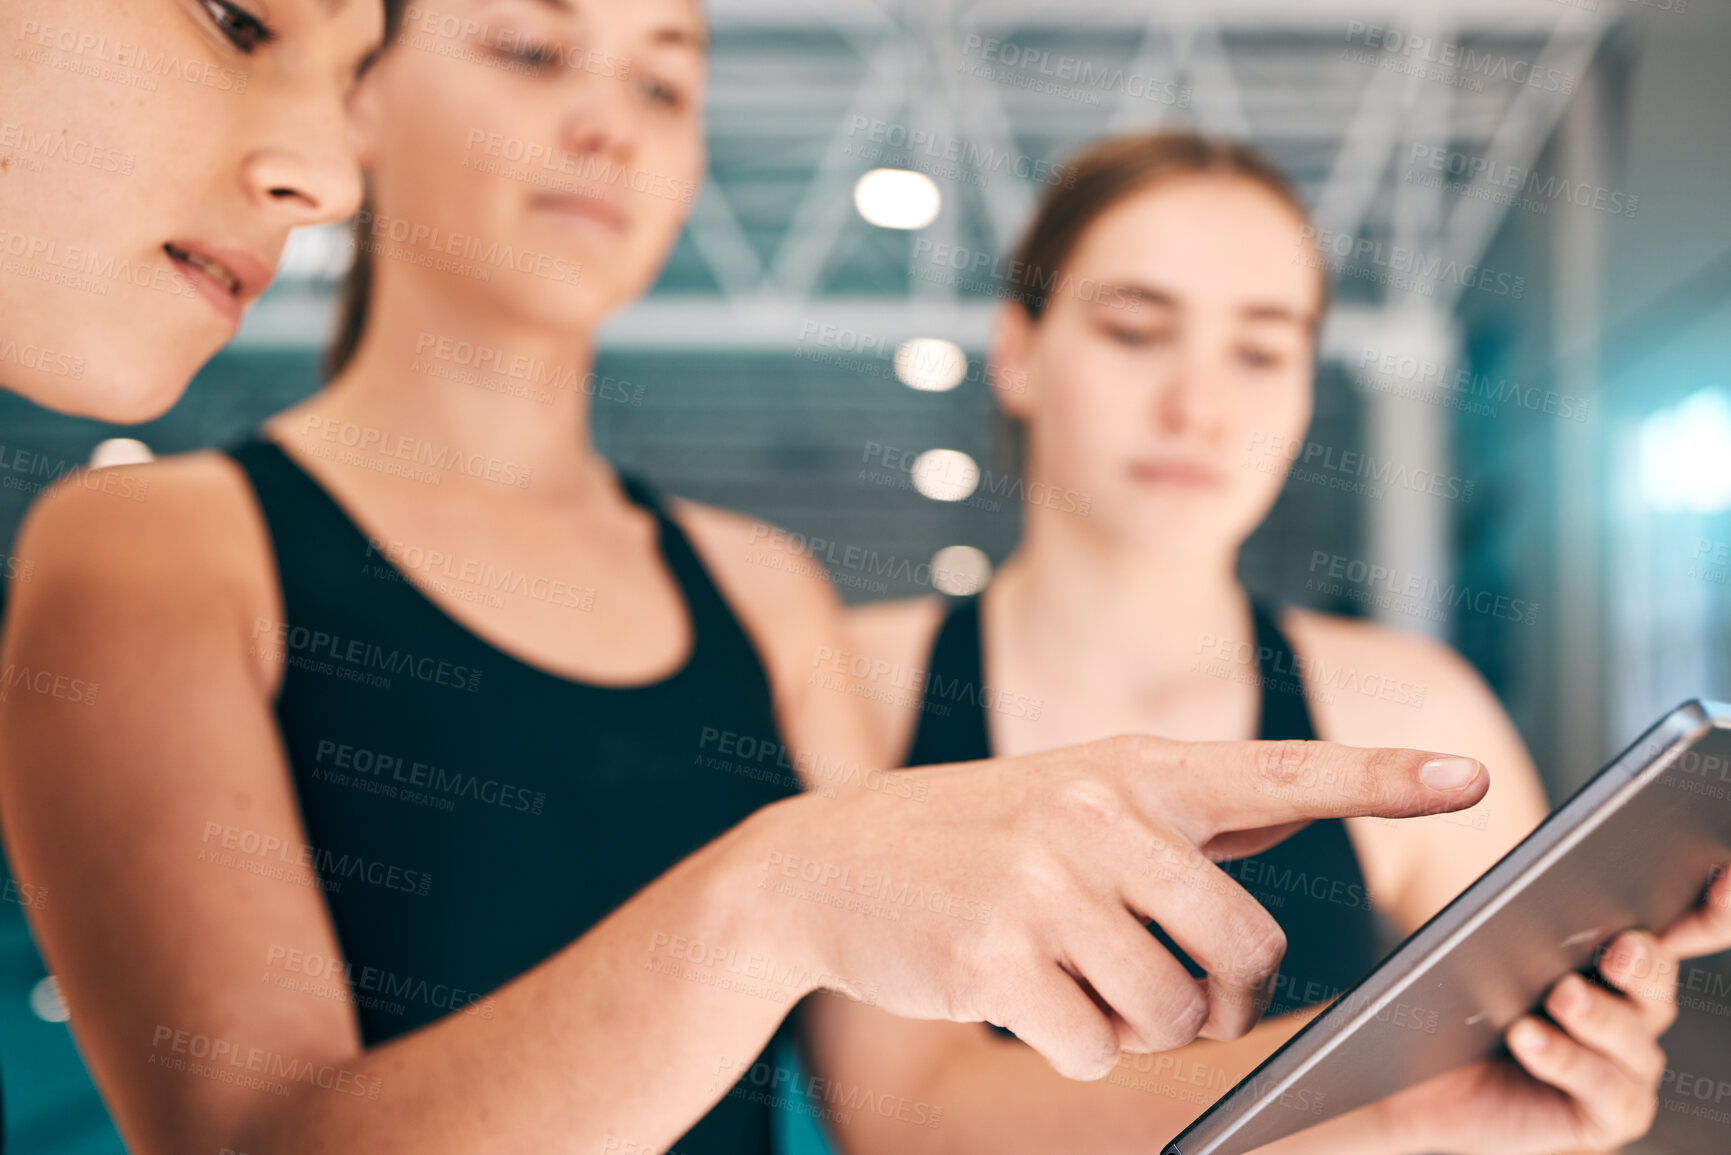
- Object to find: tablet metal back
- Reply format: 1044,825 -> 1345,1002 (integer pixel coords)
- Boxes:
1165,700 -> 1731,1155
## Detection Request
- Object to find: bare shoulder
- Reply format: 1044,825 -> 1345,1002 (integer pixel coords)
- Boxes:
666,499 -> 953,771
18,451 -> 266,578
1279,607 -> 1510,748
11,452 -> 281,687
665,498 -> 905,770
842,596 -> 948,764
1282,607 -> 1550,926
664,498 -> 844,643
845,596 -> 947,674
662,498 -> 854,716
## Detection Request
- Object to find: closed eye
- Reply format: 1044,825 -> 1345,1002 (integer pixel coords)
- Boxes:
1103,324 -> 1171,348
504,38 -> 563,72
641,77 -> 689,110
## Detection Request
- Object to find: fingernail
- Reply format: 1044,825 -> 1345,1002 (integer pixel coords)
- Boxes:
1420,757 -> 1482,791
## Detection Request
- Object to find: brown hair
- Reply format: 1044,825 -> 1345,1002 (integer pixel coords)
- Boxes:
1005,130 -> 1320,323
326,208 -> 376,379
324,0 -> 409,380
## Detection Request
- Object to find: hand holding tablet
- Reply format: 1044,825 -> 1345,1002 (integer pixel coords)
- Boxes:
1392,892 -> 1731,1155
1168,700 -> 1731,1155
1237,876 -> 1731,1155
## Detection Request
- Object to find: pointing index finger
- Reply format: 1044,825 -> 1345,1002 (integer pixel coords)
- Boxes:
1144,738 -> 1488,845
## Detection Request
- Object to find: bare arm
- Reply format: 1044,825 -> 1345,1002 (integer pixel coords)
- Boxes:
804,999 -> 1320,1154
0,467 -> 1490,1155
0,463 -> 859,1154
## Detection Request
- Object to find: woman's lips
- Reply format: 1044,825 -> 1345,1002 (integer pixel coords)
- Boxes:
530,191 -> 628,235
162,240 -> 273,326
1129,460 -> 1224,488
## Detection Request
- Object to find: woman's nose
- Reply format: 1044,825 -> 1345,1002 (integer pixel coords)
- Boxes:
558,69 -> 639,166
238,78 -> 366,228
1156,346 -> 1228,435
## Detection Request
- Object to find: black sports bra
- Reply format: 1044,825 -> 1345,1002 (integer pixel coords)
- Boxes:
904,595 -> 1381,1017
226,436 -> 802,1153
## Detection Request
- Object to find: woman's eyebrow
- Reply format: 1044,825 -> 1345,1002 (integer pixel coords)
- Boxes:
1241,303 -> 1308,323
652,24 -> 709,55
1096,284 -> 1311,327
519,0 -> 710,55
1099,282 -> 1177,308
1239,303 -> 1321,334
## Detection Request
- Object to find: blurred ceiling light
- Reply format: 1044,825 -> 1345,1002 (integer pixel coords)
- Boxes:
30,976 -> 69,1023
1639,387 -> 1731,513
911,448 -> 980,502
854,169 -> 942,230
88,438 -> 155,469
895,338 -> 969,392
931,545 -> 992,596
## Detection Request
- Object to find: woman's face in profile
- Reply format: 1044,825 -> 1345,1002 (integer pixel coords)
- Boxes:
998,176 -> 1324,560
1,0 -> 383,421
353,0 -> 707,333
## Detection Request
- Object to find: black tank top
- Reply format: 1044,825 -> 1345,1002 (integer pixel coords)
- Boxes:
226,436 -> 801,1154
906,597 -> 1379,1018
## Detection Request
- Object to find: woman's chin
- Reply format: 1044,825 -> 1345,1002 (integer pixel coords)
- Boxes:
498,278 -> 630,337
1107,507 -> 1252,562
47,353 -> 203,424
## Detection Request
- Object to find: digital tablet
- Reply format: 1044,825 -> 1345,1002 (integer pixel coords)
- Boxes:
1164,699 -> 1731,1155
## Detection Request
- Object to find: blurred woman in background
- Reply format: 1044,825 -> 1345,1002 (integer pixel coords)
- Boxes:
0,7 -> 1498,1155
0,0 -> 389,421
818,131 -> 1731,1155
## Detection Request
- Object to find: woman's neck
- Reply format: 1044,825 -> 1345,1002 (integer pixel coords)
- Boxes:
313,273 -> 613,502
991,500 -> 1252,694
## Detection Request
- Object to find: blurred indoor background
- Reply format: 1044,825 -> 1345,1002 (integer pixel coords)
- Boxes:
3,0 -> 1730,1150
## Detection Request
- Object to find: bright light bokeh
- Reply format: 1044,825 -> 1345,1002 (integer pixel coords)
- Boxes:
1639,387 -> 1731,513
894,338 -> 968,392
30,976 -> 69,1023
88,438 -> 155,469
853,169 -> 942,230
931,545 -> 992,595
911,448 -> 980,502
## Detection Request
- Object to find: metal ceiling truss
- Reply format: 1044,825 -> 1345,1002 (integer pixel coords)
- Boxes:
243,0 -> 1620,357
